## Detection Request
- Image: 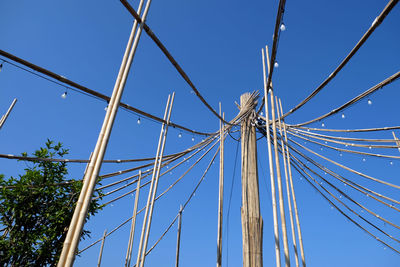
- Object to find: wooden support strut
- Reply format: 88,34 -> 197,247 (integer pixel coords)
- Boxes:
240,93 -> 263,267
0,98 -> 17,129
175,205 -> 183,267
392,131 -> 400,153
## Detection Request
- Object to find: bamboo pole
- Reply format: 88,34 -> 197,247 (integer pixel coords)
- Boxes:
175,205 -> 183,267
240,93 -> 263,267
266,49 -> 290,265
262,47 -> 281,267
125,170 -> 143,267
97,229 -> 107,267
276,97 -> 299,267
137,93 -> 175,267
216,103 -> 224,267
58,0 -> 153,265
0,98 -> 17,129
279,100 -> 306,267
392,131 -> 400,153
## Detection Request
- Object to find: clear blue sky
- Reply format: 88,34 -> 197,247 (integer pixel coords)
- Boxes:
1,0 -> 400,266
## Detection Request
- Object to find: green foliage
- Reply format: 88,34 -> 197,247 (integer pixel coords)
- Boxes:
0,140 -> 103,266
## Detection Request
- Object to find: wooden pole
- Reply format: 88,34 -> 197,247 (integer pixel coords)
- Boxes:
279,99 -> 306,267
262,47 -> 281,267
97,229 -> 107,267
137,93 -> 175,267
240,93 -> 263,267
276,97 -> 299,267
0,98 -> 17,129
58,0 -> 153,265
266,45 -> 291,266
175,205 -> 183,267
217,103 -> 225,267
125,170 -> 143,267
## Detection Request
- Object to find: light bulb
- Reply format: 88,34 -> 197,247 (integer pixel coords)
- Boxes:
362,158 -> 366,162
178,133 -> 182,138
104,106 -> 108,111
61,92 -> 67,99
274,62 -> 279,68
321,122 -> 325,127
339,153 -> 343,157
368,99 -> 372,105
192,137 -> 195,142
341,114 -> 345,119
390,161 -> 393,165
137,118 -> 141,125
280,23 -> 286,31
368,146 -> 372,149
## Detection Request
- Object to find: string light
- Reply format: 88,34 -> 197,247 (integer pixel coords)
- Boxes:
191,137 -> 195,142
137,117 -> 141,125
341,114 -> 346,119
368,99 -> 372,105
61,91 -> 67,99
280,23 -> 286,31
390,161 -> 393,165
362,158 -> 366,162
321,122 -> 325,127
274,62 -> 279,68
178,132 -> 182,138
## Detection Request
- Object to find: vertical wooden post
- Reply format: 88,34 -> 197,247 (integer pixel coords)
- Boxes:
279,100 -> 306,267
125,170 -> 143,267
276,97 -> 299,267
216,103 -> 224,267
262,47 -> 281,267
97,229 -> 107,267
175,205 -> 183,267
240,93 -> 263,267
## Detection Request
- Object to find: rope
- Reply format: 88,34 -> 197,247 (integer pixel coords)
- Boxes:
279,0 -> 399,119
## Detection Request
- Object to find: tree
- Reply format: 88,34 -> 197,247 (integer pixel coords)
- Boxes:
0,140 -> 103,266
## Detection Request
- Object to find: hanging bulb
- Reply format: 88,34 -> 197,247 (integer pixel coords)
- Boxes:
178,132 -> 182,138
104,105 -> 108,111
260,112 -> 264,116
61,91 -> 67,99
137,117 -> 141,125
390,161 -> 393,165
191,137 -> 195,142
362,158 -> 366,162
339,153 -> 343,157
368,146 -> 372,150
321,122 -> 325,127
280,23 -> 286,31
367,99 -> 372,105
274,62 -> 279,68
341,114 -> 345,119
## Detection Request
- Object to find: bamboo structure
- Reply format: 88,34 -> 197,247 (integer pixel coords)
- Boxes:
125,171 -> 143,267
216,103 -> 225,267
392,131 -> 400,153
240,93 -> 263,267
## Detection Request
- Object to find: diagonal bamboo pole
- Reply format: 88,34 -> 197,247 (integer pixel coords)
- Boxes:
392,131 -> 400,153
279,100 -> 306,267
125,170 -> 143,267
97,229 -> 107,267
175,205 -> 183,267
276,97 -> 299,267
262,47 -> 281,267
57,0 -> 152,265
0,98 -> 17,129
138,93 -> 175,267
135,94 -> 171,266
216,104 -> 225,267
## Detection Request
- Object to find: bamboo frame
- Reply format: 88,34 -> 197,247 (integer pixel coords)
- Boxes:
97,229 -> 107,267
216,103 -> 224,267
0,98 -> 17,129
175,205 -> 183,267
